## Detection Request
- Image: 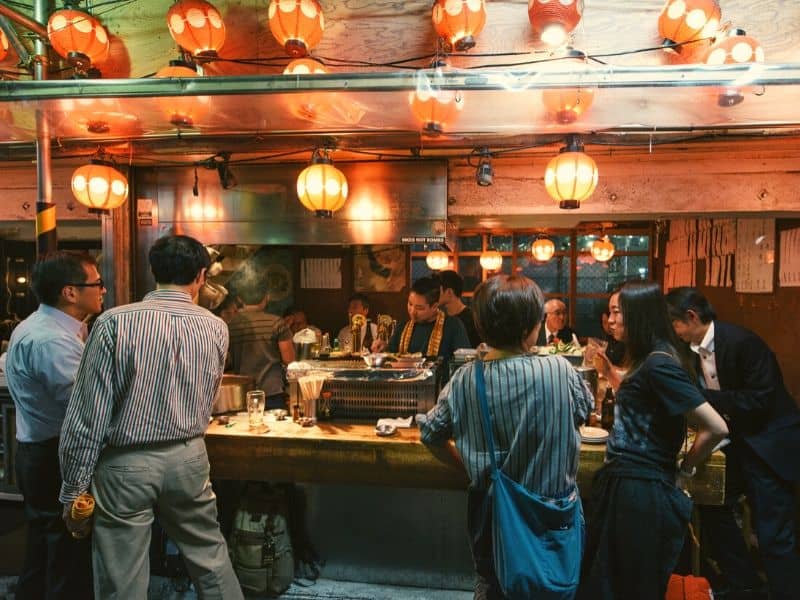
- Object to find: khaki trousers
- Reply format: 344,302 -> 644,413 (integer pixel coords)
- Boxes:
90,437 -> 243,599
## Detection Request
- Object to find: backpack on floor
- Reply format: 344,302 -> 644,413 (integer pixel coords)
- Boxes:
228,484 -> 294,597
665,574 -> 713,600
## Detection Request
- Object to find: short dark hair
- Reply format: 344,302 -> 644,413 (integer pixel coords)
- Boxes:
149,235 -> 210,285
411,276 -> 441,305
283,305 -> 304,318
664,287 -> 717,324
31,252 -> 97,307
439,270 -> 464,297
348,292 -> 370,309
473,275 -> 544,350
618,282 -> 692,374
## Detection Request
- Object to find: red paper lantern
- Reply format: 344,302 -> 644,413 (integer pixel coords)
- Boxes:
431,0 -> 486,52
155,62 -> 210,127
541,49 -> 595,124
268,0 -> 324,58
658,0 -> 720,51
704,29 -> 764,107
47,9 -> 109,69
528,0 -> 583,47
167,0 -> 226,59
71,161 -> 129,211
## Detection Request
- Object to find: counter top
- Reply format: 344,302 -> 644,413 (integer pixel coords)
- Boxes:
205,416 -> 725,505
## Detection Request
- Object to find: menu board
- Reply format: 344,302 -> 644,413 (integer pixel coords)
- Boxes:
735,219 -> 775,293
779,228 -> 800,287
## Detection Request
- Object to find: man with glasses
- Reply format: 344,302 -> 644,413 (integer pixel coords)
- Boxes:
5,251 -> 105,599
536,298 -> 578,347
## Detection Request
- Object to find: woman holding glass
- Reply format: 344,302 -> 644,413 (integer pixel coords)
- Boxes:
578,282 -> 728,599
419,275 -> 594,599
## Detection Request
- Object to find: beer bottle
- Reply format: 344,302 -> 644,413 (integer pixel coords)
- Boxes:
601,387 -> 615,431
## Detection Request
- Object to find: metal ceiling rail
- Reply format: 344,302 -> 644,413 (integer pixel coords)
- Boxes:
1,63 -> 800,101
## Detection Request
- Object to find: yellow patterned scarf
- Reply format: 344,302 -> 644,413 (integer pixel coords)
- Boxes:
399,310 -> 446,357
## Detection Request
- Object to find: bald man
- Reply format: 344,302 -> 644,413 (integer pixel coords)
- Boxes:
536,298 -> 577,346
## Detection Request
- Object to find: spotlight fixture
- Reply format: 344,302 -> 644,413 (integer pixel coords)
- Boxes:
479,248 -> 503,272
704,29 -> 764,107
544,135 -> 598,210
475,148 -> 494,187
431,0 -> 486,52
531,236 -> 555,262
658,0 -> 721,54
71,149 -> 129,212
590,235 -> 615,262
47,7 -> 109,77
528,0 -> 583,48
268,0 -> 324,58
296,148 -> 349,218
426,249 -> 449,271
166,0 -> 226,60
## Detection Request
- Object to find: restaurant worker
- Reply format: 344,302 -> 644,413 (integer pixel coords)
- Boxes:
666,287 -> 800,600
58,234 -> 243,599
438,270 -> 481,348
579,282 -> 728,600
536,298 -> 578,346
6,251 -> 103,599
337,292 -> 378,350
228,278 -> 295,409
375,275 -> 470,359
419,274 -> 593,598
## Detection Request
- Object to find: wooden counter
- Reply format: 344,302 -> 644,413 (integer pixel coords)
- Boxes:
205,417 -> 726,505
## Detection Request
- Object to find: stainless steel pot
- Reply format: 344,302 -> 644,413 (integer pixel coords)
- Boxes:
294,341 -> 315,360
212,374 -> 254,415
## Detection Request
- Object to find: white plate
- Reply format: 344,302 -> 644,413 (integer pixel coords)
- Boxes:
580,426 -> 609,444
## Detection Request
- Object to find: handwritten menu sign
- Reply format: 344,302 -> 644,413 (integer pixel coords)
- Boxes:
735,219 -> 775,293
779,228 -> 800,287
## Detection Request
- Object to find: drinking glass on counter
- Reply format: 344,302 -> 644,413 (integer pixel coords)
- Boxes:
246,390 -> 265,429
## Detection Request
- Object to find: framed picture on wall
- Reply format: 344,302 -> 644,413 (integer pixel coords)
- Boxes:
354,245 -> 407,292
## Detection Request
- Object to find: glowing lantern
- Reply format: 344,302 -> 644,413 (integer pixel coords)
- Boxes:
296,150 -> 348,217
167,0 -> 226,59
268,0 -> 324,58
47,9 -> 109,71
658,0 -> 720,54
532,237 -> 555,262
541,49 -> 595,124
155,61 -> 210,127
426,250 -> 450,271
431,0 -> 486,52
410,63 -> 463,135
591,235 -> 615,262
283,57 -> 329,120
528,0 -> 583,47
71,160 -> 129,211
544,137 -> 598,210
704,29 -> 764,107
60,98 -> 142,137
480,248 -> 503,272
0,28 -> 8,62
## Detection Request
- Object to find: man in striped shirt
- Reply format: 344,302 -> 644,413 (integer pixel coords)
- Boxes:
59,235 -> 243,599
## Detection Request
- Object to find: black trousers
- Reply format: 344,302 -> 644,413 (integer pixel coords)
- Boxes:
15,437 -> 93,600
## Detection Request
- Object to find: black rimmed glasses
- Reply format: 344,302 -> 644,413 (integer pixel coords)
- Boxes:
68,279 -> 105,288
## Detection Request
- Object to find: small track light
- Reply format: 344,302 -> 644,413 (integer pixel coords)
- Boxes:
475,148 -> 494,187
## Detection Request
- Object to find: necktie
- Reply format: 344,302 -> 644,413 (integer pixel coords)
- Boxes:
363,321 -> 373,349
548,333 -> 555,344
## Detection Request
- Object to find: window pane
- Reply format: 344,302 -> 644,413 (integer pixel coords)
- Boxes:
409,243 -> 428,253
575,297 -> 610,339
516,256 -> 570,294
576,255 -> 649,294
609,235 -> 650,252
515,234 -> 571,253
458,235 -> 482,252
488,234 -> 513,252
457,256 -> 482,293
411,257 -> 433,281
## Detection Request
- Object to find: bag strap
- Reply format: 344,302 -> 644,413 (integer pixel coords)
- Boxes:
474,361 -> 500,475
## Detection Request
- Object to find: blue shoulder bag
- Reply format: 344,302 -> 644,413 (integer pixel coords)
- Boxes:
474,360 -> 584,600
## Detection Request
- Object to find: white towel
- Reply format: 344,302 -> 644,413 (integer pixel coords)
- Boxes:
376,416 -> 413,429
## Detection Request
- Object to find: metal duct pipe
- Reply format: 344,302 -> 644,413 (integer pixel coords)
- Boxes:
0,16 -> 31,66
0,3 -> 48,40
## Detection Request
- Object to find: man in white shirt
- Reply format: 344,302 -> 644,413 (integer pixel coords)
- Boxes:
536,298 -> 577,346
337,293 -> 378,351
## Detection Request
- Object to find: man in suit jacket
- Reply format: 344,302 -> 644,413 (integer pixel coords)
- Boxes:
667,287 -> 800,600
536,298 -> 577,346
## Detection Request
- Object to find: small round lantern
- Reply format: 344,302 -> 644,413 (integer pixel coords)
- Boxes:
541,50 -> 595,124
528,0 -> 583,47
47,8 -> 109,70
704,29 -> 764,107
71,160 -> 129,211
155,61 -> 210,127
268,0 -> 324,58
658,0 -> 720,52
544,137 -> 598,210
480,248 -> 503,272
426,250 -> 450,271
431,0 -> 486,52
167,0 -> 226,59
531,237 -> 555,262
296,151 -> 348,218
590,235 -> 615,262
284,58 -> 330,120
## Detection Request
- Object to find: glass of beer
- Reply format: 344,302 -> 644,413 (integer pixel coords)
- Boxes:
246,390 -> 265,430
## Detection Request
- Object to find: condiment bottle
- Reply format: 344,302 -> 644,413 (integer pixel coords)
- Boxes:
601,386 -> 615,431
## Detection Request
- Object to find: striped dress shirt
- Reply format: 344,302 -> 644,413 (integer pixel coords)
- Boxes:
420,354 -> 594,498
59,289 -> 228,503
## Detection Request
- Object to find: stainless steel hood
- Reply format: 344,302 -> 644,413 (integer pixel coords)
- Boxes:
134,160 -> 448,247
